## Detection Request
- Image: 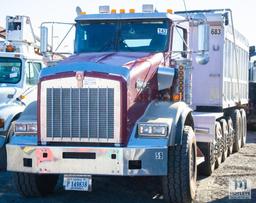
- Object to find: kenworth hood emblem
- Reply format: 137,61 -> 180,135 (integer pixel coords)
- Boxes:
76,71 -> 84,88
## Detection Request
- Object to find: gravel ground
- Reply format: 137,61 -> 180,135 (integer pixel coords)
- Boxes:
0,131 -> 255,203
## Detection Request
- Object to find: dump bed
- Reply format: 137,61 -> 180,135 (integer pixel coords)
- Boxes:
179,11 -> 249,110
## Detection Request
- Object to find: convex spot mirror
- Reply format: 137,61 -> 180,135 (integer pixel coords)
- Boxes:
40,26 -> 48,54
196,23 -> 210,65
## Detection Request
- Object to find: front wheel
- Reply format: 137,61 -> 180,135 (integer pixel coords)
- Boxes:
162,126 -> 197,203
14,172 -> 59,197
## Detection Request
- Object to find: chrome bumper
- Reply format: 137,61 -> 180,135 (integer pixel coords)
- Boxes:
6,144 -> 168,176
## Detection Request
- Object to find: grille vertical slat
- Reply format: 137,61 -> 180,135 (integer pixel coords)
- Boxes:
60,88 -> 62,139
106,87 -> 108,140
78,88 -> 81,140
46,87 -> 115,142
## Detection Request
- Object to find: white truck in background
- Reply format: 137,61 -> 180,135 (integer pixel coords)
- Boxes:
0,15 -> 45,170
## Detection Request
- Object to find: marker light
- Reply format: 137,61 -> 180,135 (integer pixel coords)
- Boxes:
6,44 -> 15,52
111,9 -> 117,14
167,9 -> 173,14
120,9 -> 125,13
129,9 -> 135,13
80,11 -> 86,15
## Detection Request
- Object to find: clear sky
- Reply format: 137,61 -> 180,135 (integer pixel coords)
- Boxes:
0,0 -> 255,45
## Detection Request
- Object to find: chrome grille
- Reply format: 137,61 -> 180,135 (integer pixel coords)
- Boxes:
46,88 -> 114,140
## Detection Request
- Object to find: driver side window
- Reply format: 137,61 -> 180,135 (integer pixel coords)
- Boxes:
25,62 -> 42,85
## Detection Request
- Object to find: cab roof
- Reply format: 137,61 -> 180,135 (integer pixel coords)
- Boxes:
75,12 -> 185,22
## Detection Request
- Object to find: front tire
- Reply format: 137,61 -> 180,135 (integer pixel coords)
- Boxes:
14,172 -> 59,197
162,126 -> 197,203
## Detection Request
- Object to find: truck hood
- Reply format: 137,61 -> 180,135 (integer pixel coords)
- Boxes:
61,52 -> 151,67
40,52 -> 162,80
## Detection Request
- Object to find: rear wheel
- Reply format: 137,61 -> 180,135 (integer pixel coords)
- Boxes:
240,109 -> 247,147
197,142 -> 215,176
231,109 -> 242,153
227,118 -> 234,156
14,172 -> 59,197
162,126 -> 197,203
220,119 -> 228,162
215,122 -> 223,168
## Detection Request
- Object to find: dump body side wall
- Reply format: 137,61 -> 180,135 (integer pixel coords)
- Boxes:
190,16 -> 249,110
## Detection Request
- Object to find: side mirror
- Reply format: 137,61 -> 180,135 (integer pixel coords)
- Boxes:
196,23 -> 210,65
40,26 -> 48,54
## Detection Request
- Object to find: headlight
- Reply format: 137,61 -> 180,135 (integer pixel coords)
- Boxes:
138,123 -> 168,137
0,118 -> 4,128
15,122 -> 37,135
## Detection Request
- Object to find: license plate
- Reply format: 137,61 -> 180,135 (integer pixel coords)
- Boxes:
63,175 -> 92,191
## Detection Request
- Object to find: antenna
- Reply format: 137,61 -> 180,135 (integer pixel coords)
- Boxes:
182,0 -> 189,19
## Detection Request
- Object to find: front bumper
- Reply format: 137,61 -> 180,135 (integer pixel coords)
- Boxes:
6,144 -> 168,176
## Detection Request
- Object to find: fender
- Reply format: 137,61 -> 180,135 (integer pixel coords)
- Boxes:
15,101 -> 37,122
129,100 -> 194,146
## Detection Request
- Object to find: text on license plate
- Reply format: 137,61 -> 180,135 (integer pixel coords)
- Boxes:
63,175 -> 92,191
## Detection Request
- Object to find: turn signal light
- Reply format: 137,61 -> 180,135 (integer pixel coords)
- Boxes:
167,9 -> 173,14
172,93 -> 181,102
6,44 -> 15,52
80,11 -> 86,15
19,95 -> 26,100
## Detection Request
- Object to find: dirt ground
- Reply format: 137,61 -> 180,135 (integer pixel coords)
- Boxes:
0,131 -> 255,203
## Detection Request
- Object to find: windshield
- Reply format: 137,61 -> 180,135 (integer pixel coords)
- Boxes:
75,19 -> 169,53
0,57 -> 22,84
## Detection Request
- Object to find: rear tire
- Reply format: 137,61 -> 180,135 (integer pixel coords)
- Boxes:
197,142 -> 215,176
227,118 -> 234,156
240,109 -> 247,147
14,172 -> 58,197
220,119 -> 228,162
215,122 -> 223,168
231,109 -> 242,153
162,126 -> 197,203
